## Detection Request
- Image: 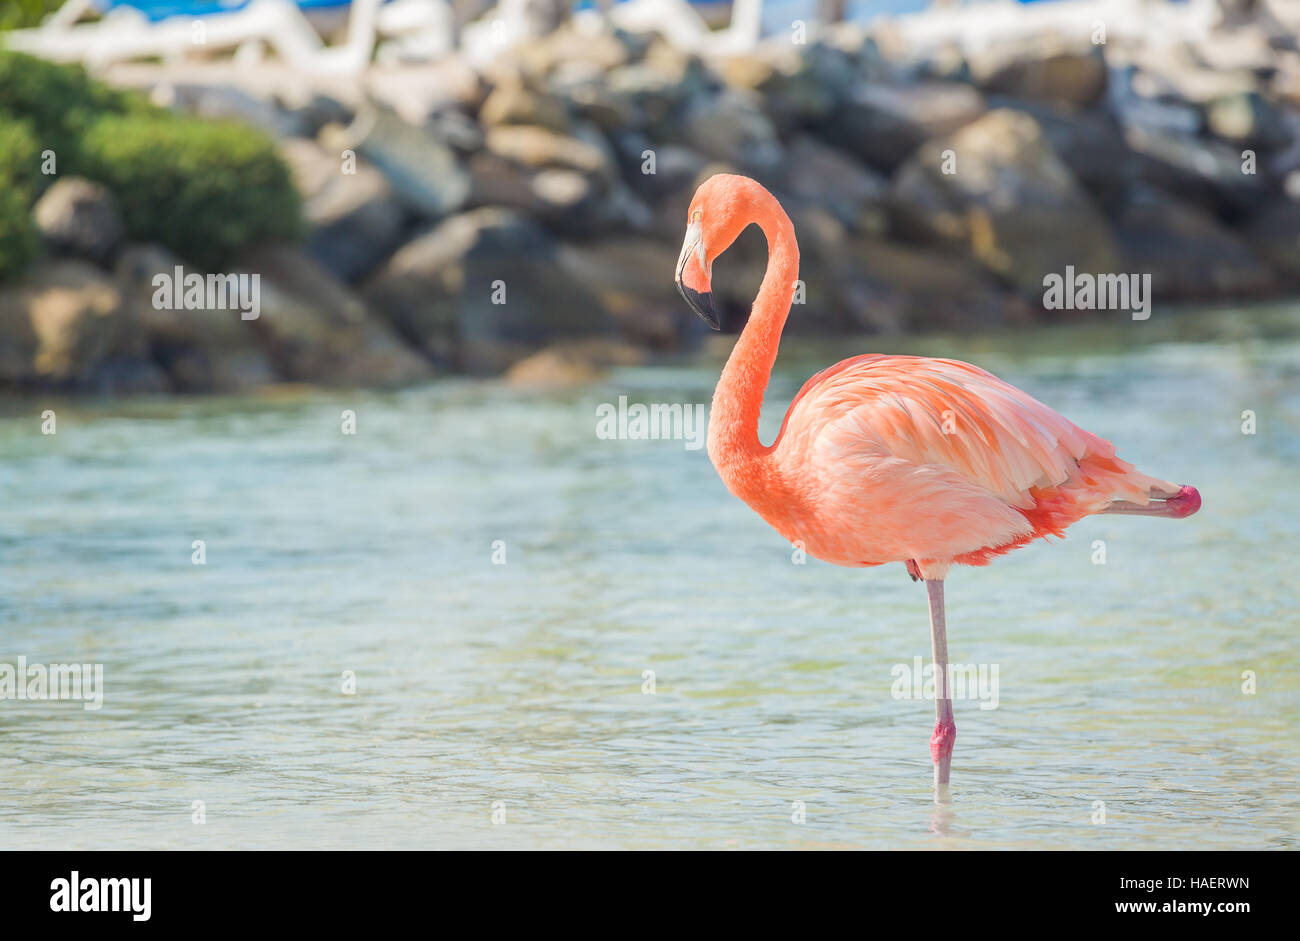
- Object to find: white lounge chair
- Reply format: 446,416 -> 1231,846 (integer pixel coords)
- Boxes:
3,0 -> 453,73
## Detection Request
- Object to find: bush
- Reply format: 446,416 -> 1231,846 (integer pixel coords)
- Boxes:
0,111 -> 43,200
0,0 -> 64,31
0,188 -> 40,281
0,50 -> 302,276
81,113 -> 302,270
0,51 -> 142,164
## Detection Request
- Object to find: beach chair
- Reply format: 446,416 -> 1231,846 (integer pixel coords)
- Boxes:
3,0 -> 453,72
605,0 -> 763,55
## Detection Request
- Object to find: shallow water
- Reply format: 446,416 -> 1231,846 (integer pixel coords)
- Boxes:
1,305 -> 1297,850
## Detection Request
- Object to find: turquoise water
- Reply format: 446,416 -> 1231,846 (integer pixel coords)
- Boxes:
1,305 -> 1297,849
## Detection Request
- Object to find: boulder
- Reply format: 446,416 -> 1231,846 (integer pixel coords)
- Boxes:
232,244 -> 433,387
1114,185 -> 1276,299
468,137 -> 645,234
483,123 -> 615,181
680,88 -> 782,174
1205,90 -> 1293,151
1124,124 -> 1272,217
113,244 -> 277,393
552,236 -> 685,347
990,97 -> 1137,212
362,208 -> 609,373
776,136 -> 889,234
1245,197 -> 1300,283
969,36 -> 1107,106
504,338 -> 645,388
479,80 -> 572,133
623,139 -> 709,203
721,41 -> 860,133
851,239 -> 1026,333
888,109 -> 1119,294
279,138 -> 407,283
0,259 -> 152,390
816,80 -> 986,173
32,179 -> 126,267
323,108 -> 470,219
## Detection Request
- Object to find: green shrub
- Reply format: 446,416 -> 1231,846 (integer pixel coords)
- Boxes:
81,113 -> 302,269
0,111 -> 43,200
0,0 -> 64,31
0,188 -> 40,281
0,50 -> 302,274
0,51 -> 142,164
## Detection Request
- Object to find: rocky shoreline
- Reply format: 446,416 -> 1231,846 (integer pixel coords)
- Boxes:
4,2 -> 1300,393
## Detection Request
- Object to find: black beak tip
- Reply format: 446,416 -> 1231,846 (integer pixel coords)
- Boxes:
676,281 -> 720,330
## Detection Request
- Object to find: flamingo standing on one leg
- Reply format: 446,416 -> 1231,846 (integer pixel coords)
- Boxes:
674,174 -> 1201,797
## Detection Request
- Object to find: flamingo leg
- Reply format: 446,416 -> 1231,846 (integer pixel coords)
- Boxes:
927,578 -> 956,797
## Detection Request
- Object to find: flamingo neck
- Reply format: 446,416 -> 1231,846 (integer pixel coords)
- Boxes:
707,205 -> 798,468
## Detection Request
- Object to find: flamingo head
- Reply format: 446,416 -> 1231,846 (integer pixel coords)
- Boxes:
676,174 -> 760,331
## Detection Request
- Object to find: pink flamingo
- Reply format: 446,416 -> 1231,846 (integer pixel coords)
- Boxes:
674,175 -> 1201,795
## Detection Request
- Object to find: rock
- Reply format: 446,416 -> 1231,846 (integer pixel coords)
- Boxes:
1205,90 -> 1292,151
551,71 -> 641,133
681,88 -> 782,173
362,208 -> 609,373
617,137 -> 708,202
113,244 -> 276,393
1245,197 -> 1300,283
280,138 -> 407,283
723,41 -> 860,134
552,237 -> 685,347
970,36 -> 1107,106
504,338 -> 645,388
531,168 -> 597,215
1108,62 -> 1206,133
426,107 -> 486,155
991,97 -> 1137,212
1124,124 -> 1271,217
292,93 -> 354,138
0,259 -> 136,389
466,146 -> 642,234
888,109 -> 1119,294
479,80 -> 572,133
506,20 -> 640,80
605,42 -> 711,137
1272,50 -> 1300,108
323,108 -> 471,219
32,179 -> 126,267
1124,52 -> 1257,105
484,123 -> 614,180
1114,185 -> 1276,299
230,244 -> 432,387
851,239 -> 1026,333
776,136 -> 889,234
817,80 -> 986,173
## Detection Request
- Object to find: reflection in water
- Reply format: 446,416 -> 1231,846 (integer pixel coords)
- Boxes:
0,307 -> 1297,849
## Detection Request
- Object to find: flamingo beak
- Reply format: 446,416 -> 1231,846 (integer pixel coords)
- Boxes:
675,219 -> 718,330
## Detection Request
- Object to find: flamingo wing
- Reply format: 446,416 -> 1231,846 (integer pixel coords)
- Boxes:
777,354 -> 1171,524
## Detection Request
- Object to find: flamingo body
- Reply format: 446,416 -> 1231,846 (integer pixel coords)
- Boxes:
721,352 -> 1189,580
673,173 -> 1200,794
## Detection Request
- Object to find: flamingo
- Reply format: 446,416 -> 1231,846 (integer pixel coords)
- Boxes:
674,174 -> 1201,796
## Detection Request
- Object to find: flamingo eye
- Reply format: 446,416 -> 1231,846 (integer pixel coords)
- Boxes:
691,209 -> 702,224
